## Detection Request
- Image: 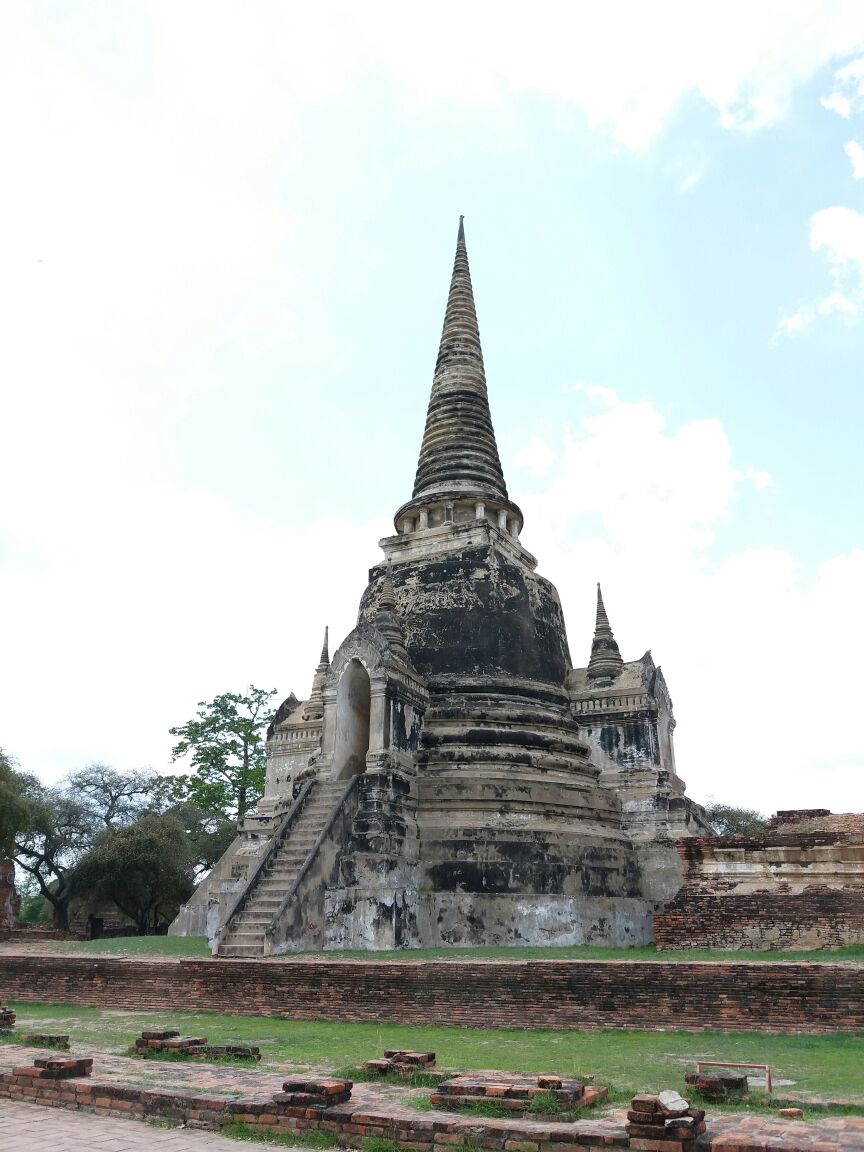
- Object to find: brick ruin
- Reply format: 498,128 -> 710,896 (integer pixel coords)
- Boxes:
170,219 -> 710,957
3,953 -> 863,1032
655,810 -> 864,950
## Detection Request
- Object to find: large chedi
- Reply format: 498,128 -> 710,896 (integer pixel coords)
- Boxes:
171,220 -> 706,956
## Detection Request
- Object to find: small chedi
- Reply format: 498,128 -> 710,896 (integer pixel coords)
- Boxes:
170,219 -> 720,956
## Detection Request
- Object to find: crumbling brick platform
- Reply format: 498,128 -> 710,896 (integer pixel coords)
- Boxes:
274,1076 -> 353,1109
430,1071 -> 607,1113
0,1000 -> 16,1030
133,1029 -> 261,1061
1,1043 -> 863,1150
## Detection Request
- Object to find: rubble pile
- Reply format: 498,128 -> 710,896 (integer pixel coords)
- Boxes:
134,1029 -> 260,1061
362,1049 -> 437,1078
273,1077 -> 353,1110
10,1058 -> 92,1081
626,1091 -> 707,1150
684,1070 -> 748,1100
0,1001 -> 16,1031
430,1071 -> 607,1114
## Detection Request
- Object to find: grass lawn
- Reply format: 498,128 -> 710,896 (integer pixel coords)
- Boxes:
19,936 -> 864,964
5,1001 -> 863,1103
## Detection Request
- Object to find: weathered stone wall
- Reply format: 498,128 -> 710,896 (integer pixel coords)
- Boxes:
0,860 -> 18,938
654,817 -> 864,950
2,954 -> 862,1032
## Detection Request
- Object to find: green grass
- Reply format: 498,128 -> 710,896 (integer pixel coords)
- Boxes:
21,936 -> 864,964
222,1122 -> 338,1147
337,1064 -> 445,1088
27,935 -> 212,957
5,1001 -> 863,1103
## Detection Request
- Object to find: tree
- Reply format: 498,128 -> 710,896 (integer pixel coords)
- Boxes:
704,802 -> 769,837
169,686 -> 277,821
163,802 -> 236,881
11,777 -> 97,930
66,763 -> 167,829
0,749 -> 30,858
71,812 -> 195,935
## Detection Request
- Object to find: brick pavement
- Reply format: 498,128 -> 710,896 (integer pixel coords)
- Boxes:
0,1097 -> 289,1150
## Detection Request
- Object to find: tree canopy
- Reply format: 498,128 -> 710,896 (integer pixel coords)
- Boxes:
169,686 -> 276,820
71,812 -> 195,935
0,748 -> 30,858
704,802 -> 770,837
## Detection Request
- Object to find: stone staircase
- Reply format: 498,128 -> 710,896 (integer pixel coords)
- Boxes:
217,778 -> 346,958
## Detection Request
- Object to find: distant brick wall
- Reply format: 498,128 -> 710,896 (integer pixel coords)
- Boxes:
1,954 -> 863,1032
653,827 -> 864,951
655,889 -> 864,951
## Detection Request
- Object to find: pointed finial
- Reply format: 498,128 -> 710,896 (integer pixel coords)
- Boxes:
409,218 -> 508,504
307,626 -> 330,718
587,583 -> 623,680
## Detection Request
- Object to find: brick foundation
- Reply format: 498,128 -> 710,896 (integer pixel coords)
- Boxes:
0,1066 -> 629,1149
1,953 -> 863,1032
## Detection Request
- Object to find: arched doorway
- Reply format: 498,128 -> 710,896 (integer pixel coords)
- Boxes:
332,659 -> 371,779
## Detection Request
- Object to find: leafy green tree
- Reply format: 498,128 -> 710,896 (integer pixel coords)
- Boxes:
704,802 -> 769,837
11,777 -> 97,930
169,686 -> 276,820
70,812 -> 195,935
0,749 -> 30,858
163,802 -> 236,881
15,875 -> 53,926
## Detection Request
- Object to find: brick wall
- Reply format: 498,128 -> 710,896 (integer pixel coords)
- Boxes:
653,825 -> 864,951
655,889 -> 864,951
1,954 -> 862,1032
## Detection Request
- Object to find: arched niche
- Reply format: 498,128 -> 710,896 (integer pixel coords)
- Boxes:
332,658 -> 372,780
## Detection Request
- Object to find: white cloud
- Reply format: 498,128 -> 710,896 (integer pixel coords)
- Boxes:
821,55 -> 864,118
845,139 -> 864,177
514,387 -> 861,816
779,205 -> 864,331
0,458 -> 389,781
513,437 -> 557,477
786,55 -> 864,331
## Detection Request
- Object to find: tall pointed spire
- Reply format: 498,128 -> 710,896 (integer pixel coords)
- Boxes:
317,625 -> 330,669
306,626 -> 330,719
411,217 -> 509,504
587,583 -> 623,680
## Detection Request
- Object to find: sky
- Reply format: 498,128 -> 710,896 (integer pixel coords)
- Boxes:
1,1 -> 863,816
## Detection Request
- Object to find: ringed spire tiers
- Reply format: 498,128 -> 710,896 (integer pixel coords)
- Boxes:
587,583 -> 624,680
394,218 -> 523,539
